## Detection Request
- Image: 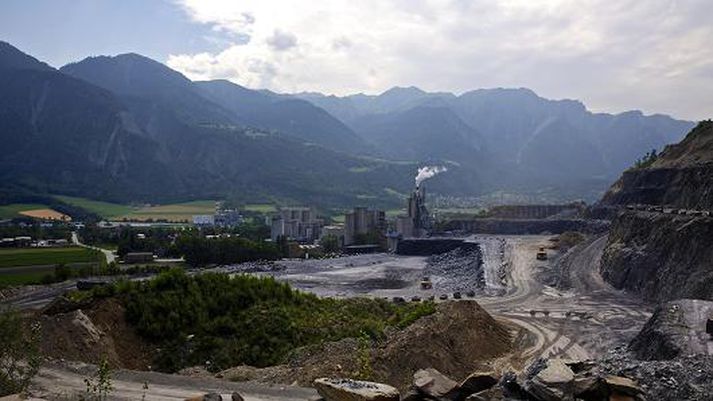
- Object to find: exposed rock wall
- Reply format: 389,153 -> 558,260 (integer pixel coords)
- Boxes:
600,120 -> 713,209
600,164 -> 713,209
600,211 -> 713,302
629,299 -> 713,360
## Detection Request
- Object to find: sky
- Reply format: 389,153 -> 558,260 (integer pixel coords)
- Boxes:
1,0 -> 711,121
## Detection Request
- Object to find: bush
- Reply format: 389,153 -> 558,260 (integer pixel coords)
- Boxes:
116,269 -> 435,372
0,308 -> 41,396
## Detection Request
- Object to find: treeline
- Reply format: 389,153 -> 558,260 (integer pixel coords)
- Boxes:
95,269 -> 435,372
175,234 -> 281,266
79,226 -> 181,258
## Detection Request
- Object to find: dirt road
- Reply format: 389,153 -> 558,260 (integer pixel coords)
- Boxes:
33,361 -> 318,401
477,235 -> 650,363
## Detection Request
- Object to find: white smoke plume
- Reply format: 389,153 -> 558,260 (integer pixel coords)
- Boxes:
415,165 -> 447,187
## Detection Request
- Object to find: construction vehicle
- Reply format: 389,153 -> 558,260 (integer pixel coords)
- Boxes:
536,247 -> 548,261
420,276 -> 433,290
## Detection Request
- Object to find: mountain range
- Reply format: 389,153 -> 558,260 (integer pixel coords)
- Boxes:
0,41 -> 698,208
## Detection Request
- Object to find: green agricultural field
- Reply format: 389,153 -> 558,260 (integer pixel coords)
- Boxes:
0,268 -> 55,287
0,247 -> 103,268
0,203 -> 51,219
120,200 -> 217,222
54,195 -> 132,219
243,203 -> 276,213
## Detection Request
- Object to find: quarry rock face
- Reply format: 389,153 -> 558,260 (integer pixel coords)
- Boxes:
601,121 -> 713,210
600,211 -> 713,302
313,378 -> 400,401
629,299 -> 713,360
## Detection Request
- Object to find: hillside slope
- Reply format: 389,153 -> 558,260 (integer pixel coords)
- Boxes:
299,87 -> 694,199
600,120 -> 713,209
599,121 -> 713,302
0,42 -> 412,206
197,80 -> 370,154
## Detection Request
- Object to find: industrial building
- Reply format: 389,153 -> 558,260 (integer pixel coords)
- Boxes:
395,185 -> 431,238
320,225 -> 345,247
270,207 -> 324,242
344,207 -> 386,246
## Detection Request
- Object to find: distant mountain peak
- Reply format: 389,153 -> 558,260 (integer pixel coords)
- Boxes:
0,41 -> 54,72
379,86 -> 427,97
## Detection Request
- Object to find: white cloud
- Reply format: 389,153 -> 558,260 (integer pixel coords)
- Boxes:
168,0 -> 713,120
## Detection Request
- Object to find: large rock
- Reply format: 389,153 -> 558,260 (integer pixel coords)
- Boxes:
464,386 -> 504,401
458,370 -> 499,399
629,299 -> 713,360
604,376 -> 642,397
413,368 -> 459,399
313,378 -> 400,401
525,359 -> 575,401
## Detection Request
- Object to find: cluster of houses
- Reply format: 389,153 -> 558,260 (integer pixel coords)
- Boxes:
0,236 -> 69,248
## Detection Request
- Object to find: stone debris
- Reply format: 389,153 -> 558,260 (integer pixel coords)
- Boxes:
424,246 -> 484,292
313,378 -> 400,401
525,359 -> 575,401
458,370 -> 499,395
412,368 -> 460,399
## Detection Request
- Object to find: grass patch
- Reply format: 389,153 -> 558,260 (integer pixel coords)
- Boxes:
121,200 -> 216,222
243,204 -> 277,214
0,204 -> 51,219
0,247 -> 103,268
0,269 -> 54,287
54,195 -> 132,219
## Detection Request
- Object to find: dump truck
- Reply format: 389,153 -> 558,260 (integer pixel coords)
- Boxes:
536,247 -> 548,261
420,276 -> 433,290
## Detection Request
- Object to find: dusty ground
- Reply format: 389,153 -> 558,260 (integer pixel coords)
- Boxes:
217,301 -> 515,392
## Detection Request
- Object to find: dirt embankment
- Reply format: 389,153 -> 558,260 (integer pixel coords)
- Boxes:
38,297 -> 153,370
218,301 -> 514,392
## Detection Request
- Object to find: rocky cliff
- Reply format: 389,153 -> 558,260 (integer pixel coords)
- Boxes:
600,211 -> 713,302
601,120 -> 713,209
629,299 -> 713,360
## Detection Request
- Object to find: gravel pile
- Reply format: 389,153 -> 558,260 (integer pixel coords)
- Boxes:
224,261 -> 286,274
595,345 -> 713,401
424,246 -> 484,292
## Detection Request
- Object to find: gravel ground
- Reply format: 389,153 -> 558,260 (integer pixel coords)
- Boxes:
595,345 -> 713,401
424,246 -> 484,293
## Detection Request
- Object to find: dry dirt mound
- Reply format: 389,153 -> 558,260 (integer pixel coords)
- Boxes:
218,300 -> 513,391
373,300 -> 512,390
38,298 -> 152,370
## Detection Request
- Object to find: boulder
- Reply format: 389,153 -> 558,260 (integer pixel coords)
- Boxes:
608,395 -> 635,401
413,368 -> 460,399
464,386 -> 504,401
458,370 -> 499,397
573,376 -> 608,401
313,378 -> 400,401
525,359 -> 575,401
185,394 -> 222,401
604,376 -> 642,397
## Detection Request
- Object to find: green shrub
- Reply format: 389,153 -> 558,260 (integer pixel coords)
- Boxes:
115,269 -> 435,372
0,308 -> 41,396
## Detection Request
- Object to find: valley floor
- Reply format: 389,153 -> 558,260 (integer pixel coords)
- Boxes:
2,234 -> 653,400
